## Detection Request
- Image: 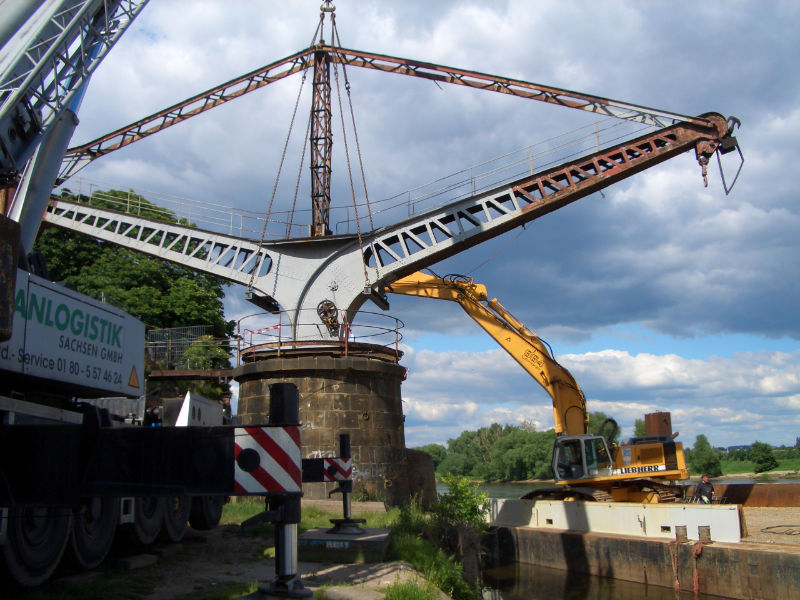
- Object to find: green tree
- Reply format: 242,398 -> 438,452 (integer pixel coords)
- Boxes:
36,189 -> 233,338
689,434 -> 723,477
442,424 -> 506,478
749,441 -> 778,473
436,424 -> 557,481
437,452 -> 469,477
634,418 -> 647,437
479,427 -> 555,481
587,411 -> 621,444
727,447 -> 749,461
415,444 -> 447,471
176,335 -> 232,402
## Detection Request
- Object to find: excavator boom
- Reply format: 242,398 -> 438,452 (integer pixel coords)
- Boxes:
386,273 -> 588,435
387,272 -> 689,501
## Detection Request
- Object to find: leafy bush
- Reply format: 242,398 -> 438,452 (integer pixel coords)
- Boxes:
434,475 -> 489,532
388,494 -> 480,600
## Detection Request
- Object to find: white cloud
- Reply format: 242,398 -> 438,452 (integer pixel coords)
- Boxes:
44,1 -> 800,450
400,344 -> 800,448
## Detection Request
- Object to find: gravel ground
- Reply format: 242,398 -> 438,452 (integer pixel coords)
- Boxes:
741,506 -> 800,546
49,525 -> 435,600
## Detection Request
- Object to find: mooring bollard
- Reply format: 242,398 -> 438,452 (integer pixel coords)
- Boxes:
257,382 -> 312,598
327,433 -> 366,535
675,525 -> 689,543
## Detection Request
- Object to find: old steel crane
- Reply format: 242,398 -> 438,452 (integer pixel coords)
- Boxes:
40,5 -> 742,342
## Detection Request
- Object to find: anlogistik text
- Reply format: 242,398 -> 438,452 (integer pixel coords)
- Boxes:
15,289 -> 123,348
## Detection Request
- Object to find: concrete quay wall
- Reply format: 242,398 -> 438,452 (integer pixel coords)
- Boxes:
490,498 -> 744,543
484,526 -> 800,600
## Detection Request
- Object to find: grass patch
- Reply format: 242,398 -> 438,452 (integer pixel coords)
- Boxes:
720,460 -> 758,474
384,580 -> 440,600
225,500 -> 394,532
386,498 -> 480,600
300,505 -> 339,531
720,458 -> 800,476
221,497 -> 264,525
776,458 -> 800,471
299,505 -> 395,530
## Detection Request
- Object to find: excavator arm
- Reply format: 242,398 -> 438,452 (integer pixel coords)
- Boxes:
386,272 -> 588,435
387,271 -> 690,500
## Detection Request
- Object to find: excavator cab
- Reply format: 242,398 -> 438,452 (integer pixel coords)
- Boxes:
553,435 -> 613,483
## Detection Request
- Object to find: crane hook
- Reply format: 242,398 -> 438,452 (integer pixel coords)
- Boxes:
695,149 -> 713,187
726,116 -> 742,136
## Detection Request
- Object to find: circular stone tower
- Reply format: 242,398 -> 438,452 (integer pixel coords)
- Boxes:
234,342 -> 410,505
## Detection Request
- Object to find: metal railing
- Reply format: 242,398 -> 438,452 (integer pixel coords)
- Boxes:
55,117 -> 649,241
235,308 -> 404,364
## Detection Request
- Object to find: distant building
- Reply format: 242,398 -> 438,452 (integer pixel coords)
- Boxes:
726,444 -> 751,454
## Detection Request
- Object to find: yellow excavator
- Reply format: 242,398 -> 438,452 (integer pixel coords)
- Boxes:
386,272 -> 688,502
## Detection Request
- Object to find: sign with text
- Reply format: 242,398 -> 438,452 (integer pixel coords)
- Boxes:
0,270 -> 145,397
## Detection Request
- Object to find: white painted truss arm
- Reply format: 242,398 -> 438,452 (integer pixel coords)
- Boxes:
44,198 -> 274,287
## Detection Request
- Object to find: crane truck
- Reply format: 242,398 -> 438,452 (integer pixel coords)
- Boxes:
0,3 -> 338,590
386,272 -> 689,502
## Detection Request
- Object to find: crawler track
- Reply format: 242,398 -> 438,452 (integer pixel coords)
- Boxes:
520,486 -> 614,502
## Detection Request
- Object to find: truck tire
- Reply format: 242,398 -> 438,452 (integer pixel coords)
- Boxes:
189,495 -> 224,531
67,496 -> 119,570
161,495 -> 190,543
127,496 -> 165,545
2,506 -> 72,587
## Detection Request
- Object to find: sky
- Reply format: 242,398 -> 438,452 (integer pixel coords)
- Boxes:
63,1 -> 800,450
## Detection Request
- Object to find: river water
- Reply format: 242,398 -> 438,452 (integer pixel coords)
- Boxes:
481,563 -> 722,599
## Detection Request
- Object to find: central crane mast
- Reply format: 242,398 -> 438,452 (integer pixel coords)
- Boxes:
311,2 -> 346,237
310,45 -> 333,237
